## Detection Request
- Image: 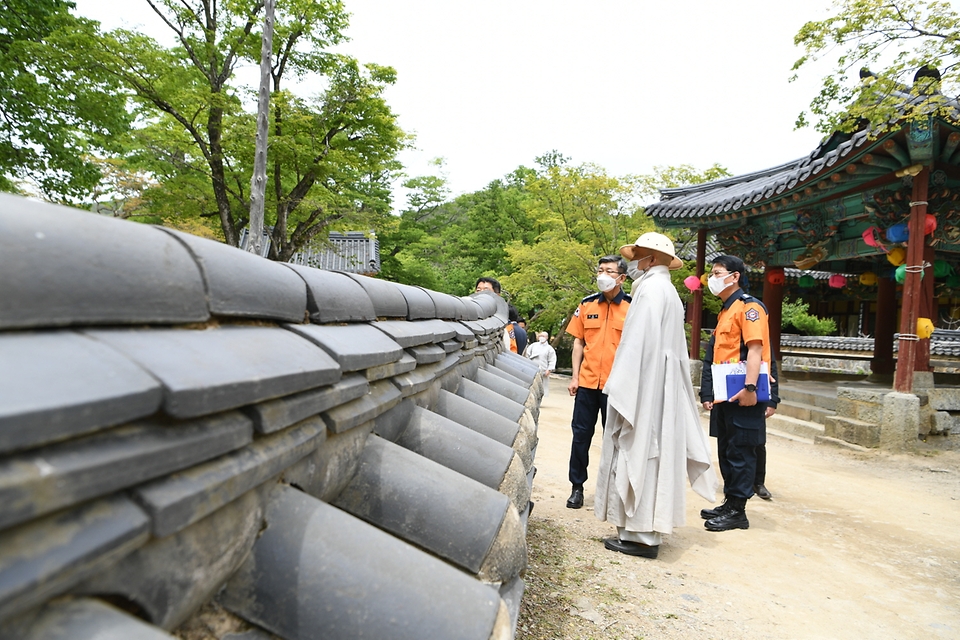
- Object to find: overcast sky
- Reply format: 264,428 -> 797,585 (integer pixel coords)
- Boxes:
74,0 -> 835,207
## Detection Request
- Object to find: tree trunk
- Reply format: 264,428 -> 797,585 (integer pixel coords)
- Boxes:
247,0 -> 275,256
207,105 -> 237,246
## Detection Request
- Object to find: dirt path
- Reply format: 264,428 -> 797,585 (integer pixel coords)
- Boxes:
517,376 -> 960,640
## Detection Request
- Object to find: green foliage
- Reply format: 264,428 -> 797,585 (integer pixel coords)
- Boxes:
0,0 -> 130,199
792,0 -> 960,133
90,0 -> 405,257
781,297 -> 837,336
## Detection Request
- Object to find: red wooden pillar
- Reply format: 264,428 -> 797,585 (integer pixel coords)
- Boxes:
894,167 -> 929,392
915,243 -> 936,372
762,270 -> 784,361
872,276 -> 897,377
689,228 -> 706,360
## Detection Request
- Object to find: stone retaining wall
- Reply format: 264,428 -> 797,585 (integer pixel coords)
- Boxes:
0,194 -> 539,640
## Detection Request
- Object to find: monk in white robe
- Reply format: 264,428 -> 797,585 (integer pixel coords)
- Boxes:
595,232 -> 718,559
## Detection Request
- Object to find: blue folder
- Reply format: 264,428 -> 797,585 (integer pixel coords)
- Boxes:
725,373 -> 770,403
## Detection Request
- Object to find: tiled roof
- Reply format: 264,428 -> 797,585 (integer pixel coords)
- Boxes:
647,128 -> 874,221
780,330 -> 960,356
240,229 -> 382,275
0,193 -> 538,639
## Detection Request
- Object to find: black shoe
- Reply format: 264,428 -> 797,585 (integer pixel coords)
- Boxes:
754,484 -> 772,500
700,499 -> 730,520
566,487 -> 584,509
603,537 -> 659,559
705,508 -> 749,531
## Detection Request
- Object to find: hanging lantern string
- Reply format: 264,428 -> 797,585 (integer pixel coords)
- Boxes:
909,201 -> 929,207
903,261 -> 932,274
898,333 -> 920,342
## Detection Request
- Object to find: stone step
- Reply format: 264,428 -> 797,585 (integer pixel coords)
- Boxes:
776,400 -> 836,425
824,415 -> 880,448
767,413 -> 825,441
767,426 -> 814,445
778,386 -> 837,411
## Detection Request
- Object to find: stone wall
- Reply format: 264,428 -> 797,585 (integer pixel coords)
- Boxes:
0,194 -> 540,640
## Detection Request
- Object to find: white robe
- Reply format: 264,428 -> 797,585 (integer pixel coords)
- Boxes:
595,266 -> 718,535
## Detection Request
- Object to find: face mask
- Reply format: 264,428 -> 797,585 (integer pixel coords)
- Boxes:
627,256 -> 652,280
597,274 -> 618,292
538,336 -> 547,343
708,274 -> 731,296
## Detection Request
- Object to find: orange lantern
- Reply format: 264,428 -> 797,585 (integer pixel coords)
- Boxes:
766,268 -> 785,285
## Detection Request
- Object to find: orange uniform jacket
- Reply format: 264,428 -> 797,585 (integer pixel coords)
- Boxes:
565,290 -> 632,389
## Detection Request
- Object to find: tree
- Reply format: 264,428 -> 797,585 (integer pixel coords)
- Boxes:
94,0 -> 405,259
792,0 -> 960,134
782,297 -> 837,335
0,0 -> 130,199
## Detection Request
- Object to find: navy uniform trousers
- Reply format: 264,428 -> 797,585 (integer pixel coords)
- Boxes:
709,401 -> 766,500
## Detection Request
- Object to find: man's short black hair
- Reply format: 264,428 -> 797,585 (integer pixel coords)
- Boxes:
475,277 -> 501,294
508,305 -> 521,323
598,255 -> 626,275
712,255 -> 750,293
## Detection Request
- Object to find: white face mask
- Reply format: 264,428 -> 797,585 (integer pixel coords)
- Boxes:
708,273 -> 732,296
627,256 -> 652,280
597,273 -> 618,292
538,336 -> 547,343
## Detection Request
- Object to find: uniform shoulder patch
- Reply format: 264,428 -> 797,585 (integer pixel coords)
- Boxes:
573,307 -> 580,317
745,307 -> 760,322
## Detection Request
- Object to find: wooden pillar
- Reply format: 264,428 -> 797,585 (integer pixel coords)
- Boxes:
872,276 -> 897,377
762,270 -> 784,361
689,228 -> 706,360
894,167 -> 929,392
915,243 -> 936,372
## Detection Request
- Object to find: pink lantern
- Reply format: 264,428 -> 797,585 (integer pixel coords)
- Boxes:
925,213 -> 937,235
684,275 -> 701,291
828,274 -> 847,288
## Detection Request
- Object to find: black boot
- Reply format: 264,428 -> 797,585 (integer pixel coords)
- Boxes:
566,486 -> 584,509
700,498 -> 730,520
705,497 -> 749,531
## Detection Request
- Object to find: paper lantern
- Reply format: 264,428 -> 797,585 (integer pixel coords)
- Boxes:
894,264 -> 925,284
828,274 -> 847,288
798,275 -> 816,288
684,275 -> 701,291
934,260 -> 953,278
700,273 -> 709,287
861,225 -> 886,249
887,246 -> 906,266
886,222 -> 909,243
917,317 -> 935,340
948,274 -> 960,288
925,214 -> 937,235
859,271 -> 878,286
766,268 -> 785,285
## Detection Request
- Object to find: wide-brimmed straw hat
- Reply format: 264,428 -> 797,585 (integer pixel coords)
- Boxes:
619,232 -> 683,270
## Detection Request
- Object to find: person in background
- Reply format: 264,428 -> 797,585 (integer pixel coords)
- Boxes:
564,255 -> 631,510
595,232 -> 717,559
525,331 -> 557,396
509,306 -> 528,355
698,255 -> 779,532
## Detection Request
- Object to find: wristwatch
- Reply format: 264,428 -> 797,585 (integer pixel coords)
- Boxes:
744,383 -> 758,393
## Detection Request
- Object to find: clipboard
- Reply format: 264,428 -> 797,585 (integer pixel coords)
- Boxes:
711,361 -> 770,402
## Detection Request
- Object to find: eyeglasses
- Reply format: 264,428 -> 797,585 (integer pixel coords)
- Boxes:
597,268 -> 621,276
710,270 -> 731,277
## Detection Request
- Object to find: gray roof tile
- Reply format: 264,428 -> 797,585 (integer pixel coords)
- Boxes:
0,495 -> 150,623
0,411 -> 252,531
134,417 -> 324,537
0,332 -> 162,454
284,324 -> 403,372
243,374 -> 368,434
0,195 -> 208,329
321,381 -> 402,434
459,297 -> 482,321
422,290 -> 460,320
370,320 -> 439,348
160,229 -> 306,322
85,326 -> 341,418
1,598 -> 176,640
394,283 -> 437,320
343,274 -> 408,318
364,353 -> 417,382
282,265 -> 377,323
406,344 -> 446,365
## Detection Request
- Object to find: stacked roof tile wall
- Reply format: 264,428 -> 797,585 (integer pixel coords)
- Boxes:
0,194 -> 540,640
